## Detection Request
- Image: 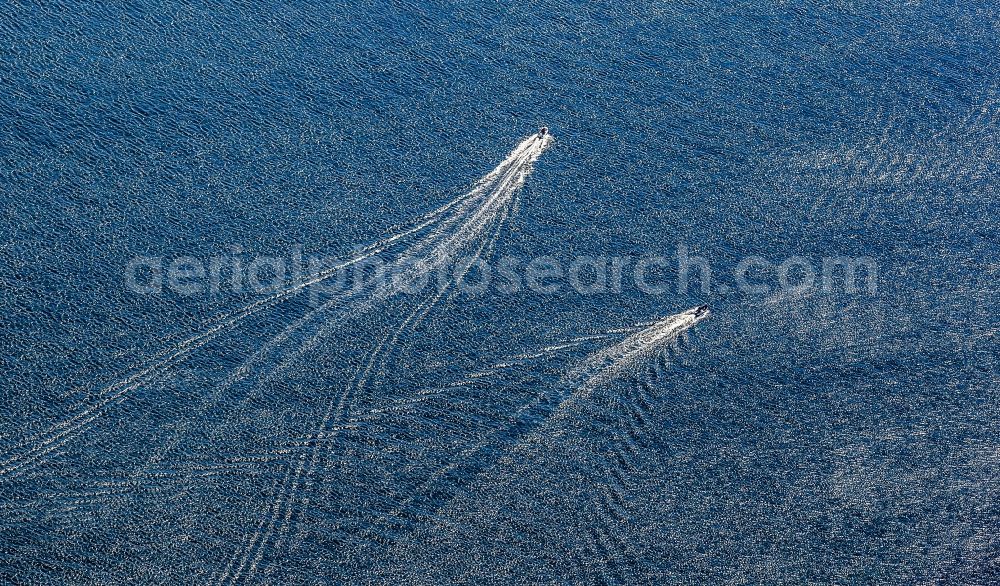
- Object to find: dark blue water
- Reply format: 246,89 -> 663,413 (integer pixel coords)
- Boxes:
2,1 -> 999,584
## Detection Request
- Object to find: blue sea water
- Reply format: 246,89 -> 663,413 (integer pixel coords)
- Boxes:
2,1 -> 1000,584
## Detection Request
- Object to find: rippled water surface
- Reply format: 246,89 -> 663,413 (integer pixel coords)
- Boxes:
2,1 -> 999,584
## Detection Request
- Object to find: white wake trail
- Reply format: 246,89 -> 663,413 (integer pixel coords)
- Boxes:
215,131 -> 552,586
562,306 -> 709,400
380,307 -> 710,523
0,135 -> 550,482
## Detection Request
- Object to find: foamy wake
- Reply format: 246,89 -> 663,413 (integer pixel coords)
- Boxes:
210,132 -> 552,586
0,132 -> 553,485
